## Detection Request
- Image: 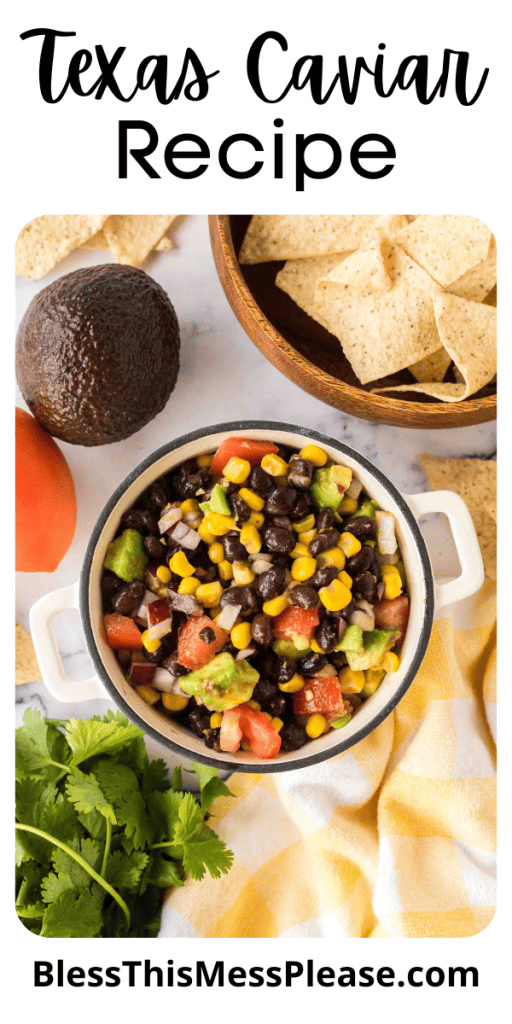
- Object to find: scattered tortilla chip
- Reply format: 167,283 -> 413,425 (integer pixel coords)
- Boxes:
16,215 -> 108,279
155,234 -> 174,251
374,294 -> 496,402
396,215 -> 492,289
239,215 -> 408,264
419,454 -> 496,581
102,215 -> 177,267
483,284 -> 497,307
15,622 -> 41,685
275,254 -> 353,328
485,500 -> 497,524
409,348 -> 452,383
446,238 -> 497,303
314,240 -> 443,384
82,230 -> 109,250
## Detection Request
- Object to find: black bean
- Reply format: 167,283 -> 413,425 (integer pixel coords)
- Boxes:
316,508 -> 336,531
288,490 -> 313,522
330,651 -> 348,670
263,526 -> 296,554
163,651 -> 188,677
199,626 -> 216,644
299,651 -> 327,675
222,640 -> 239,658
252,678 -> 278,705
265,487 -> 297,516
144,647 -> 164,665
239,587 -> 260,614
353,571 -> 378,602
310,565 -> 339,589
144,535 -> 167,561
287,455 -> 313,489
219,585 -> 247,609
345,546 -> 374,576
314,617 -> 338,654
174,469 -> 211,500
276,655 -> 296,685
251,613 -> 274,646
271,553 -> 289,570
340,597 -> 356,619
249,465 -> 274,498
222,531 -> 247,563
342,515 -> 377,540
101,572 -> 122,599
288,585 -> 319,610
188,706 -> 211,737
180,458 -> 199,475
120,508 -> 147,532
266,693 -> 287,719
149,482 -> 169,509
140,510 -> 160,536
270,515 -> 293,532
309,528 -> 340,556
280,723 -> 308,751
229,492 -> 251,523
253,650 -> 278,679
255,565 -> 286,600
204,728 -> 221,750
111,579 -> 145,615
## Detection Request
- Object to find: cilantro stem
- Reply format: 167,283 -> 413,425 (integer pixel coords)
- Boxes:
100,818 -> 112,878
148,841 -> 175,850
15,824 -> 130,931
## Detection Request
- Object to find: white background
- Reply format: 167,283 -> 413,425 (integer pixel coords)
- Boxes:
5,1 -> 507,1020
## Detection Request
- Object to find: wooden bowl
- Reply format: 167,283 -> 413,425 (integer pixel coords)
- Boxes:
209,215 -> 496,429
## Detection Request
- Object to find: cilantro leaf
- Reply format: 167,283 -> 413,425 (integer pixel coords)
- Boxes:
106,850 -> 149,891
65,771 -> 116,823
141,758 -> 169,802
77,808 -> 107,841
41,887 -> 104,938
93,761 -> 153,849
171,766 -> 183,792
173,791 -> 204,846
149,852 -> 184,888
189,762 -> 234,811
181,825 -> 234,881
41,870 -> 75,904
16,862 -> 46,908
149,789 -> 184,844
64,717 -> 144,767
43,837 -> 104,900
15,709 -> 62,779
17,901 -> 45,919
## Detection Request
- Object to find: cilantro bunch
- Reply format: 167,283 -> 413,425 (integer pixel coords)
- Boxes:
15,708 -> 234,937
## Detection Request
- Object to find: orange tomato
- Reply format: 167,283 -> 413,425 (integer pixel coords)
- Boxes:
16,407 -> 77,572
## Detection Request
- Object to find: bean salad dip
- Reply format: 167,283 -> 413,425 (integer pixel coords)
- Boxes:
101,437 -> 410,760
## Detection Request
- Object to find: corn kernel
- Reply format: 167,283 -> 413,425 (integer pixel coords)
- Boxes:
290,542 -> 310,559
196,581 -> 223,607
178,576 -> 201,595
218,559 -> 234,581
262,593 -> 289,616
203,511 -> 238,536
180,498 -> 200,514
162,692 -> 189,712
241,740 -> 252,751
248,510 -> 265,528
299,444 -> 327,467
338,495 -> 358,514
261,453 -> 288,476
238,487 -> 265,512
223,456 -> 251,484
208,541 -> 224,564
278,672 -> 305,693
339,666 -> 365,694
300,528 -> 317,546
198,520 -> 217,545
156,565 -> 172,584
240,523 -> 262,554
317,546 -> 346,570
157,586 -> 168,598
319,578 -> 353,612
141,630 -> 162,653
310,639 -> 324,654
210,712 -> 223,729
382,651 -> 400,673
339,532 -> 362,558
291,555 -> 317,581
169,550 -> 195,577
383,573 -> 402,600
271,717 -> 284,733
247,699 -> 261,711
232,561 -> 255,585
305,713 -> 327,739
338,570 -> 353,589
136,685 -> 160,705
293,514 -> 316,534
261,712 -> 273,722
196,453 -> 214,469
381,563 -> 400,576
230,621 -> 252,649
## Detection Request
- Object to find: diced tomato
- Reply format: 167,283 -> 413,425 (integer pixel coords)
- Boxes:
374,595 -> 409,645
294,676 -> 345,715
210,437 -> 279,476
177,615 -> 228,670
273,606 -> 320,641
220,704 -> 282,759
104,613 -> 143,651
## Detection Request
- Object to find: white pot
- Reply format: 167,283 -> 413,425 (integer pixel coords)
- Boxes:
30,421 -> 484,773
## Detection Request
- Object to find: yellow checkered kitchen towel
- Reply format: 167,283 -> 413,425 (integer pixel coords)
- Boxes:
161,578 -> 496,939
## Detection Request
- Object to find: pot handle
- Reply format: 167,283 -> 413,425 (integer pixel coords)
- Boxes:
29,582 -> 107,702
404,490 -> 485,610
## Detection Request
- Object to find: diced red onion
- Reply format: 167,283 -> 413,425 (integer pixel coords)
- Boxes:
355,598 -> 374,617
129,662 -> 157,686
147,603 -> 173,641
375,510 -> 398,555
315,664 -> 338,677
158,506 -> 183,534
171,520 -> 190,542
183,511 -> 202,529
377,581 -> 386,600
346,478 -> 363,499
134,589 -> 159,625
179,527 -> 202,550
168,590 -> 203,616
349,609 -> 375,631
251,558 -> 274,575
250,551 -> 272,563
216,603 -> 242,630
152,668 -> 178,693
235,646 -> 255,661
338,618 -> 347,640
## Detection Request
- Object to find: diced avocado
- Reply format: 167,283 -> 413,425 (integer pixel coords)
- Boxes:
272,638 -> 312,660
360,669 -> 386,698
346,629 -> 400,671
311,464 -> 353,513
335,624 -> 363,653
180,652 -> 259,712
199,483 -> 231,517
396,559 -> 406,587
103,529 -> 148,582
353,498 -> 380,519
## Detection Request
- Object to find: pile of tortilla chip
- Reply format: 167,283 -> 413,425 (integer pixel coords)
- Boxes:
15,622 -> 41,685
420,454 -> 496,581
240,215 -> 497,402
16,215 -> 179,280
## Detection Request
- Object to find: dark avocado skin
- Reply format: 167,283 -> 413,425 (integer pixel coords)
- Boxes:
16,264 -> 180,446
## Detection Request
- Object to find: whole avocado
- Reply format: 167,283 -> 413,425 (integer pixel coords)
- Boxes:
16,264 -> 180,446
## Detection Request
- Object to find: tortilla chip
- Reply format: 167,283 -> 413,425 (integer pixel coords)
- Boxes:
446,238 -> 497,303
419,454 -> 496,581
155,234 -> 174,251
483,285 -> 497,307
374,294 -> 496,402
485,500 -> 497,524
275,254 -> 353,328
82,230 -> 109,250
396,215 -> 492,289
314,240 -> 443,384
102,215 -> 177,267
409,348 -> 452,383
239,215 -> 408,264
15,622 -> 41,685
16,215 -> 108,279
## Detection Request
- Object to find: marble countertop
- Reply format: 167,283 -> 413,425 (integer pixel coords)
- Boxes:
15,215 -> 496,776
